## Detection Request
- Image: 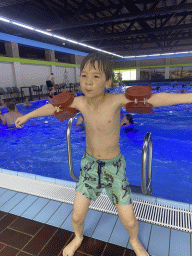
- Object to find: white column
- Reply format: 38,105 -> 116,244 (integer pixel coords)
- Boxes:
45,49 -> 55,62
74,67 -> 81,83
12,62 -> 24,87
136,60 -> 140,80
5,42 -> 19,58
165,58 -> 170,79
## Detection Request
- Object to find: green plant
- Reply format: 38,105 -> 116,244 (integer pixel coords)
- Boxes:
112,71 -> 120,83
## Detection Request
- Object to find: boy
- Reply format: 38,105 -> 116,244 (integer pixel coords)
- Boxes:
15,53 -> 192,256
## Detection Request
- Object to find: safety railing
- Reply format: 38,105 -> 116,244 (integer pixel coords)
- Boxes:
66,113 -> 153,195
66,112 -> 82,181
141,132 -> 153,195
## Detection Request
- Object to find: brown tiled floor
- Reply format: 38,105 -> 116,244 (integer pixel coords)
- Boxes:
0,211 -> 136,256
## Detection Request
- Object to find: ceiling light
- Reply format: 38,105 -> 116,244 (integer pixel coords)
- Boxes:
123,56 -> 136,58
35,29 -> 52,36
161,53 -> 174,55
0,17 -> 10,23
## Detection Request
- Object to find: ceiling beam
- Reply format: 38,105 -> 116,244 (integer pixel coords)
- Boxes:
99,31 -> 192,49
148,0 -> 162,11
45,2 -> 192,31
160,12 -> 176,28
122,0 -> 164,49
81,23 -> 192,41
111,42 -> 192,55
0,0 -> 30,8
73,0 -> 119,15
73,0 -> 89,19
72,10 -> 192,35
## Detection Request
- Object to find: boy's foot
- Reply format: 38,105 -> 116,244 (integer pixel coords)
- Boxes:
129,238 -> 149,256
63,235 -> 84,256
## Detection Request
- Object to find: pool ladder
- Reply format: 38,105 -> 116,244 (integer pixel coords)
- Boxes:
66,112 -> 153,196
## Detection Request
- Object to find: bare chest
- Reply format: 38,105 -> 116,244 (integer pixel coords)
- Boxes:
80,99 -> 120,133
85,109 -> 113,131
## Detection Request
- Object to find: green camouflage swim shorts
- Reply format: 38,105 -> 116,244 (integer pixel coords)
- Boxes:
75,152 -> 132,206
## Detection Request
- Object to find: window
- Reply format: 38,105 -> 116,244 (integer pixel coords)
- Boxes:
114,69 -> 136,81
122,70 -> 136,80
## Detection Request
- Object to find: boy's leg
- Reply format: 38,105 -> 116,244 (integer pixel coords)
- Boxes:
116,203 -> 138,239
72,191 -> 91,238
103,153 -> 149,255
116,203 -> 149,256
63,191 -> 91,256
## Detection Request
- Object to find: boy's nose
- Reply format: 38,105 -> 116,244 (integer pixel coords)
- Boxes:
85,77 -> 92,85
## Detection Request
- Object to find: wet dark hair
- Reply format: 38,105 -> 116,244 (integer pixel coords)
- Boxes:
80,53 -> 113,80
126,114 -> 134,124
7,102 -> 15,110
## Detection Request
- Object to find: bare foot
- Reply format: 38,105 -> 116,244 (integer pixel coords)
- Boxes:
129,238 -> 149,256
63,236 -> 84,256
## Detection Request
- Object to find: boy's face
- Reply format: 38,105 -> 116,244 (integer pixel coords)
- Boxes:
80,61 -> 111,98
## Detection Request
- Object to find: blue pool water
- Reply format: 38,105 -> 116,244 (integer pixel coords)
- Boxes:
1,82 -> 192,204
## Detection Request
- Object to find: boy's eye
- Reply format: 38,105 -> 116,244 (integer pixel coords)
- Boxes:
81,75 -> 86,77
94,76 -> 99,78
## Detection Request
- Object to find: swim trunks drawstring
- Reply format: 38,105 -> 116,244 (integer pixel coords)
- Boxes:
96,160 -> 105,189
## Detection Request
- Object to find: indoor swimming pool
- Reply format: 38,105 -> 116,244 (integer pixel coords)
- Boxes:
0,82 -> 192,204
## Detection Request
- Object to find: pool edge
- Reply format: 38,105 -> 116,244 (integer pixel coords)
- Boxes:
0,168 -> 191,211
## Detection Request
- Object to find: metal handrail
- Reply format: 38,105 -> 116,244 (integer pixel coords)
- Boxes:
66,112 -> 82,181
141,132 -> 153,195
67,114 -> 153,195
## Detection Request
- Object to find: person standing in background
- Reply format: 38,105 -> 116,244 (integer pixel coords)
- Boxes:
48,86 -> 58,101
46,73 -> 55,92
64,69 -> 68,85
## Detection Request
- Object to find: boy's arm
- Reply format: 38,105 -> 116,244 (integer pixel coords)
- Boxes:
16,95 -> 81,127
25,103 -> 55,119
29,95 -> 81,119
146,92 -> 192,107
117,92 -> 192,108
15,103 -> 56,127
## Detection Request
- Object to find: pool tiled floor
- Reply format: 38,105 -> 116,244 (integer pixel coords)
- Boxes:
0,210 -> 137,256
0,187 -> 191,256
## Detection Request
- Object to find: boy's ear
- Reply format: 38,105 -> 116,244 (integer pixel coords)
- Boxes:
106,78 -> 112,89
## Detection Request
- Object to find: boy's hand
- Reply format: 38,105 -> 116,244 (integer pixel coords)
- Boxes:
15,115 -> 29,128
